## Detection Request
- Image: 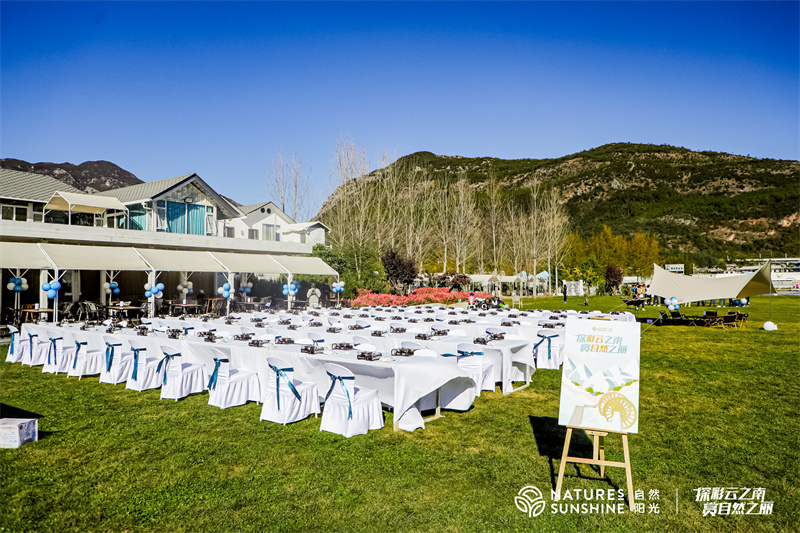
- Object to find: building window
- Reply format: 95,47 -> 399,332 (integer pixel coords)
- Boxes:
300,232 -> 307,244
262,224 -> 276,241
248,228 -> 259,240
32,204 -> 43,222
205,206 -> 215,236
1,204 -> 27,221
156,200 -> 167,231
224,226 -> 235,238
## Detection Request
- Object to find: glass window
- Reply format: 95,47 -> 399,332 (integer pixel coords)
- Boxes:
205,206 -> 215,235
262,224 -> 276,241
300,232 -> 306,244
1,205 -> 27,221
224,226 -> 235,238
156,200 -> 167,231
248,228 -> 258,240
33,204 -> 43,222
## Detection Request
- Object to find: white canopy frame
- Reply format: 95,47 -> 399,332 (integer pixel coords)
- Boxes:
44,191 -> 129,226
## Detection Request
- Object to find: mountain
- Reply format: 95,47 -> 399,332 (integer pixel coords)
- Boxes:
319,143 -> 799,265
0,158 -> 143,193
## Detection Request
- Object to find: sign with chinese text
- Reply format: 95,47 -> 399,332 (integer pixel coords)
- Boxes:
558,319 -> 641,433
665,263 -> 685,273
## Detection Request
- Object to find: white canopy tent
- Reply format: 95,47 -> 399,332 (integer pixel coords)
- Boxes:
44,191 -> 128,225
269,255 -> 339,277
648,262 -> 774,305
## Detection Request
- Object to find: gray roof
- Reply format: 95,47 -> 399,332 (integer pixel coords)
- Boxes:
93,174 -> 193,203
0,168 -> 82,202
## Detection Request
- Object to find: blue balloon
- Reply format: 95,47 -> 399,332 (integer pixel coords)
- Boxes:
283,284 -> 289,290
283,289 -> 289,295
244,287 -> 251,294
223,291 -> 230,299
13,285 -> 23,292
188,288 -> 193,294
109,282 -> 118,290
223,283 -> 231,291
156,283 -> 165,291
113,288 -> 120,294
51,281 -> 62,290
46,289 -> 57,299
13,278 -> 21,285
145,290 -> 153,298
42,283 -> 51,291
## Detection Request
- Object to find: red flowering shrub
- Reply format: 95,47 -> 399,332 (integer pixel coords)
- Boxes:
350,287 -> 492,307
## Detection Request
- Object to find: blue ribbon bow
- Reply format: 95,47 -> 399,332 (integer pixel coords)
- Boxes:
131,347 -> 144,381
183,326 -> 194,336
325,372 -> 355,419
534,333 -> 557,361
28,333 -> 37,362
157,352 -> 180,385
73,341 -> 86,369
47,337 -> 62,365
105,342 -> 121,372
208,357 -> 231,390
269,363 -> 301,410
9,332 -> 14,357
443,349 -> 484,358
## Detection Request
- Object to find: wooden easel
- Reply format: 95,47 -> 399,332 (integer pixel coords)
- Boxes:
554,427 -> 634,511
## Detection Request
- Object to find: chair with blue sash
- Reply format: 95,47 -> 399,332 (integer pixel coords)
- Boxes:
260,356 -> 319,424
534,329 -> 562,370
446,343 -> 495,396
125,338 -> 163,391
99,335 -> 134,385
158,344 -> 207,401
42,330 -> 75,374
320,363 -> 383,437
207,348 -> 261,409
67,332 -> 104,379
20,329 -> 49,366
5,325 -> 22,363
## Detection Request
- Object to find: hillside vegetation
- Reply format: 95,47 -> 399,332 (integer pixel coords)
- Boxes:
321,143 -> 799,267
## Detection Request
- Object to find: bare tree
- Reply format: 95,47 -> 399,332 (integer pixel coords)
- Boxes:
450,173 -> 477,274
483,169 -> 503,271
543,187 -> 570,294
431,173 -> 455,273
267,149 -> 310,221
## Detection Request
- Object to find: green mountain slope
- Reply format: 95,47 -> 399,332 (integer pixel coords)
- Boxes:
322,143 -> 799,266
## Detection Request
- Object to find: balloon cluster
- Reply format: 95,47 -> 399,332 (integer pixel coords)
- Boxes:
667,296 -> 680,311
239,281 -> 253,295
103,281 -> 121,296
332,281 -> 345,294
217,283 -> 232,299
6,277 -> 29,292
42,280 -> 62,300
144,282 -> 165,299
283,282 -> 299,296
177,281 -> 194,296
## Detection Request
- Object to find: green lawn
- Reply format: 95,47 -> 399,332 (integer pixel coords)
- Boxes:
1,295 -> 798,533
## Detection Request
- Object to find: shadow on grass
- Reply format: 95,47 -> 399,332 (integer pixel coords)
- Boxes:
0,402 -> 57,439
529,415 -> 620,493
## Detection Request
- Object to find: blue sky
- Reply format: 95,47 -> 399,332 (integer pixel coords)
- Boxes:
2,1 -> 798,217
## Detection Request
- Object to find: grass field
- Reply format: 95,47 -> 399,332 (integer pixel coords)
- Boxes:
1,295 -> 798,533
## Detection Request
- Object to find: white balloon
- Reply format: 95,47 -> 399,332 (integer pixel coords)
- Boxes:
6,283 -> 14,290
155,291 -> 163,299
741,298 -> 748,305
217,287 -> 224,295
187,281 -> 193,288
21,284 -> 29,290
247,282 -> 253,288
182,288 -> 189,294
144,283 -> 152,291
177,284 -> 184,291
20,277 -> 27,285
763,321 -> 777,331
103,282 -> 111,289
105,289 -> 112,294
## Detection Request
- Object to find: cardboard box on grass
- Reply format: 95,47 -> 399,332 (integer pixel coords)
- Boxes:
0,418 -> 38,449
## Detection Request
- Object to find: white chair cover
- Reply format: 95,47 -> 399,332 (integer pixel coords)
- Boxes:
260,356 -> 319,424
451,343 -> 494,396
67,333 -> 105,379
125,339 -> 163,391
208,349 -> 261,409
320,363 -> 383,437
534,329 -> 562,369
6,325 -> 22,363
413,349 -> 439,411
42,330 -> 74,374
99,335 -> 134,385
21,331 -> 48,366
159,346 -> 208,401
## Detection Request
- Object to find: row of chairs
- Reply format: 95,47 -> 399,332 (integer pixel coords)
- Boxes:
5,326 -> 382,437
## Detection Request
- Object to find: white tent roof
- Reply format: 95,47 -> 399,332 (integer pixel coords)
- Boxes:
210,252 -> 287,275
40,244 -> 151,271
470,274 -> 499,283
134,248 -> 223,272
499,275 -> 520,283
45,191 -> 128,214
270,255 -> 338,276
648,262 -> 774,304
0,242 -> 55,269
